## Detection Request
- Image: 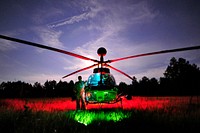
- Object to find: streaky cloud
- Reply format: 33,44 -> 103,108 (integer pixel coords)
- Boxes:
32,27 -> 64,50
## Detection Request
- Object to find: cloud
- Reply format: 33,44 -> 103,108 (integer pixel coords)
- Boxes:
0,31 -> 23,51
48,1 -> 102,28
33,27 -> 64,49
32,7 -> 64,25
0,39 -> 19,52
48,12 -> 94,28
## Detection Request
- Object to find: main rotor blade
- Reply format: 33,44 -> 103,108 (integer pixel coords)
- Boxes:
62,64 -> 98,78
0,34 -> 97,62
104,64 -> 134,80
109,45 -> 200,63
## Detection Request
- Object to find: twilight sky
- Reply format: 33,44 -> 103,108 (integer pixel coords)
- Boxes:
0,0 -> 200,85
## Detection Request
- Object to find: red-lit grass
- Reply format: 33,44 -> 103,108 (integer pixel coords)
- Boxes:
0,96 -> 199,133
0,96 -> 199,112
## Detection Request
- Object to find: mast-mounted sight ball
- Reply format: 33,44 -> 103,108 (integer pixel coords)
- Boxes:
97,47 -> 107,56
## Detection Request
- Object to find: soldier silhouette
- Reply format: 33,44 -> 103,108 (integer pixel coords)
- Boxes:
74,76 -> 86,110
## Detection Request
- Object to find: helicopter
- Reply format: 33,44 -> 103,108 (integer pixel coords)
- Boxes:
1,34 -> 200,107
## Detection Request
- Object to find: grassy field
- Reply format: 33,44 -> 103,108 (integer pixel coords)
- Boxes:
0,96 -> 199,133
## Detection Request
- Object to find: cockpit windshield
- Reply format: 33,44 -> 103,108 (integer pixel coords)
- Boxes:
87,73 -> 116,86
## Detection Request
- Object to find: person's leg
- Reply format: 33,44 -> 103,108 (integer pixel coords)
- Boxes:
81,98 -> 86,110
76,97 -> 80,110
81,92 -> 86,110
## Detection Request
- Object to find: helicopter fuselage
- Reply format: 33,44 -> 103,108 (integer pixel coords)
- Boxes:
84,68 -> 121,104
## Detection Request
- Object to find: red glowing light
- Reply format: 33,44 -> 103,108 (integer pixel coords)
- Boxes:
0,96 -> 198,113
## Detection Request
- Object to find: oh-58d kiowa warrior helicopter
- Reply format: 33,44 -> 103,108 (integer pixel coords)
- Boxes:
1,34 -> 200,107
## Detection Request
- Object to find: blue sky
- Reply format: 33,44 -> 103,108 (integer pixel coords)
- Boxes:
0,0 -> 200,85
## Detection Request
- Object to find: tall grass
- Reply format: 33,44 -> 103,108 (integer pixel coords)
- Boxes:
0,108 -> 199,133
0,97 -> 199,133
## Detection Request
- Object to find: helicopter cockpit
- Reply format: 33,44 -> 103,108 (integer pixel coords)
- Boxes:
87,73 -> 116,87
86,68 -> 117,88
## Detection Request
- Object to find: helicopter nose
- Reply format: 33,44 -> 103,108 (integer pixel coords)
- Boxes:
97,47 -> 107,56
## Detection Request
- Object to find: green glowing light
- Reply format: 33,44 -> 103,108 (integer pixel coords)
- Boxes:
67,110 -> 132,126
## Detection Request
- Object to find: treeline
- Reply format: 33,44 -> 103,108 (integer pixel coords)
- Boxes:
0,80 -> 75,98
120,57 -> 200,96
0,57 -> 200,98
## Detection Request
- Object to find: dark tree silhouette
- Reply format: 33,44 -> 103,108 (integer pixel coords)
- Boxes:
118,82 -> 128,95
44,80 -> 57,97
163,57 -> 200,95
130,76 -> 139,96
149,78 -> 159,95
138,76 -> 150,95
33,82 -> 44,97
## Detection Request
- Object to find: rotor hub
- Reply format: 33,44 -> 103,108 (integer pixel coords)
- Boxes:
97,47 -> 107,56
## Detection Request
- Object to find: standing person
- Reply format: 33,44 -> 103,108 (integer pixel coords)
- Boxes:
74,76 -> 86,110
